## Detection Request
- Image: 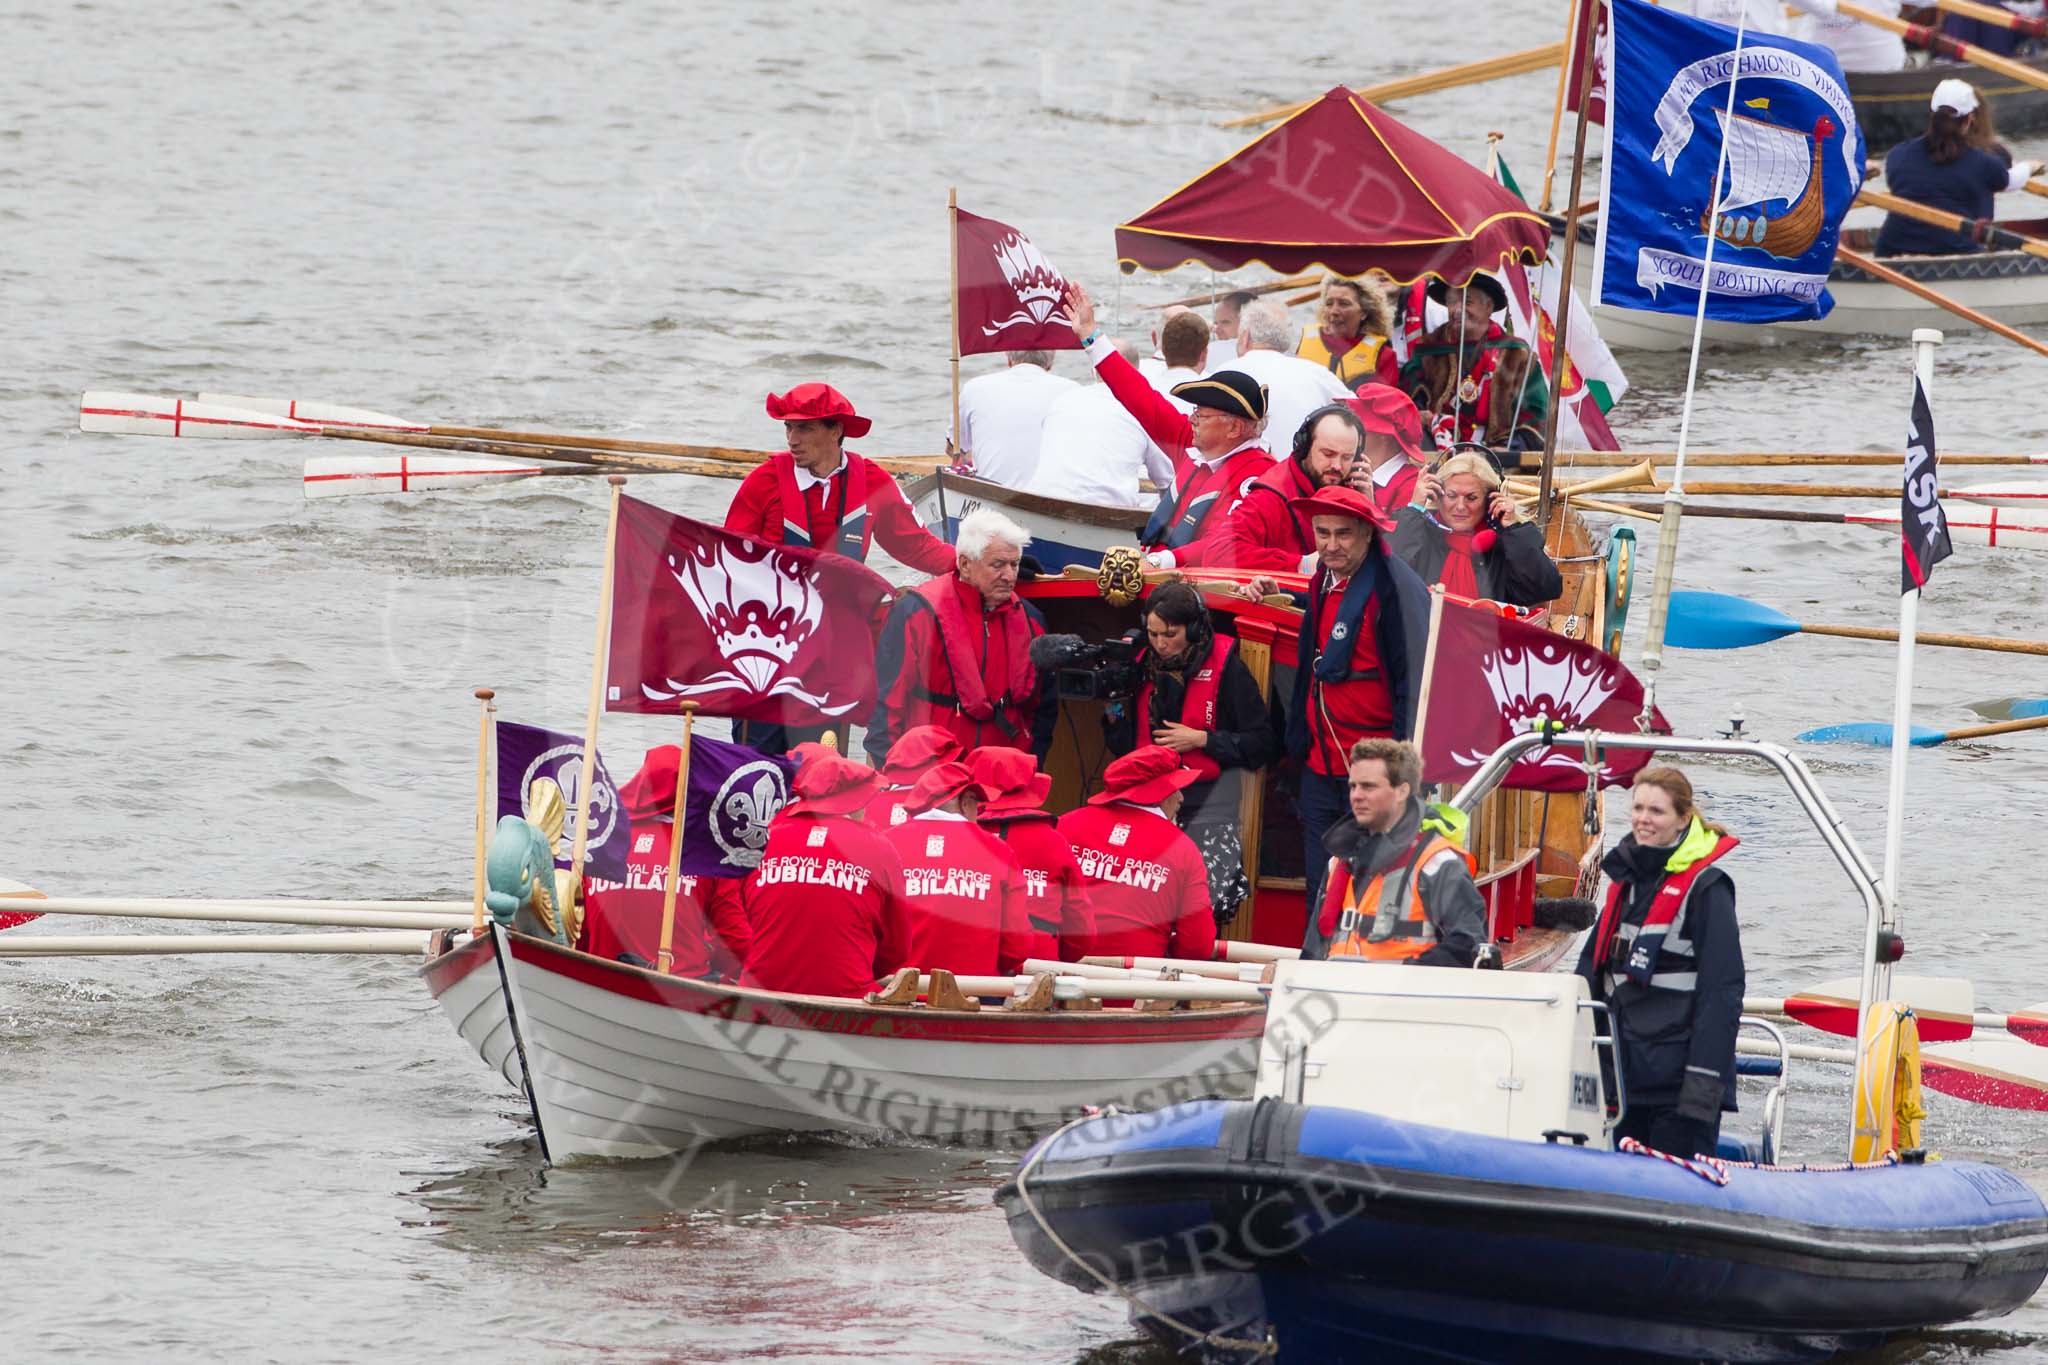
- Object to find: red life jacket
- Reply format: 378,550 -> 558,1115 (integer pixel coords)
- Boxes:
1593,833 -> 1740,990
1148,446 -> 1270,551
1134,636 -> 1232,783
903,575 -> 1038,745
1304,571 -> 1393,776
769,451 -> 874,561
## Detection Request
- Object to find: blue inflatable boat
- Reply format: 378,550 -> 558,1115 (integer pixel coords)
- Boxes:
999,1095 -> 2048,1363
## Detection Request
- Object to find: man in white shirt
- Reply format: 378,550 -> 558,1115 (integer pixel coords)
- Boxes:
1207,290 -> 1254,373
1231,300 -> 1351,459
953,351 -> 1078,488
1026,342 -> 1174,508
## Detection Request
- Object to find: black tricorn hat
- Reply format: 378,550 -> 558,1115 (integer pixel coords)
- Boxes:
1169,369 -> 1268,423
1426,270 -> 1509,314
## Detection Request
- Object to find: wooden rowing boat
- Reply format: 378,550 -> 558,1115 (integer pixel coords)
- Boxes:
1852,52 -> 2048,154
1557,215 -> 2048,350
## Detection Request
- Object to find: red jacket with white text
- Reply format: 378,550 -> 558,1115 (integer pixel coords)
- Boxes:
884,812 -> 1034,978
742,812 -> 911,997
582,817 -> 751,979
983,812 -> 1097,963
1056,802 -> 1216,963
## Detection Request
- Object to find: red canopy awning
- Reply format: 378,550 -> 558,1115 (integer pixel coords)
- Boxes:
1115,87 -> 1550,285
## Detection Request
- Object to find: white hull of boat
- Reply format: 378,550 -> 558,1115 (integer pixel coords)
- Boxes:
905,472 -> 1148,572
1565,237 -> 2048,350
425,931 -> 1265,1162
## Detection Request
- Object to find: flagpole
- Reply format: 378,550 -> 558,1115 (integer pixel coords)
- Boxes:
1636,10 -> 1753,728
1853,326 -> 1943,1150
1539,0 -> 1584,212
471,687 -> 496,936
1409,586 -> 1449,757
569,475 -> 627,889
949,187 -> 963,459
656,700 -> 701,976
1535,0 -> 1602,526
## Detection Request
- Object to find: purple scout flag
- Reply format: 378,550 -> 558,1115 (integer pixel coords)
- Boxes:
667,732 -> 796,878
493,720 -> 630,884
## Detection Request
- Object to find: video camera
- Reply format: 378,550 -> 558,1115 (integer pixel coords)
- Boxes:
1030,628 -> 1147,702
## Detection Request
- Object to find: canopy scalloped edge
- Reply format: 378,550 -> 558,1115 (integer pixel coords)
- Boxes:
1113,241 -> 1548,287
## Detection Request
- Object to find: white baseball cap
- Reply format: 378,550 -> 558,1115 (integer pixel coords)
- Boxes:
1932,78 -> 1980,116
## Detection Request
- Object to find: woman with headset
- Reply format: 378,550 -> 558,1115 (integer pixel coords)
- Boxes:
1390,448 -> 1562,608
1104,581 -> 1278,928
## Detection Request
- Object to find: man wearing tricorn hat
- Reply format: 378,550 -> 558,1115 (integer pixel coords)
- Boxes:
1242,485 -> 1431,914
1061,283 -> 1276,568
725,382 -> 958,576
1400,272 -> 1546,452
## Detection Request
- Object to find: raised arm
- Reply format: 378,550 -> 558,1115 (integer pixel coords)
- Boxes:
1065,282 -> 1195,470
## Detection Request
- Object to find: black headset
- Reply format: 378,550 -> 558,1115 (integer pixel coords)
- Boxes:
1290,402 -> 1368,465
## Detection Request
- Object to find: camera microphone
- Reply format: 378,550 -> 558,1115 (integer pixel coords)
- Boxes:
1028,632 -> 1094,670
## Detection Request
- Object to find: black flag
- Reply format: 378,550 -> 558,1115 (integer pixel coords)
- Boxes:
1900,375 -> 1952,596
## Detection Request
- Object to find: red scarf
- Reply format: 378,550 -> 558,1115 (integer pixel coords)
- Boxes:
1440,531 -> 1479,599
1320,330 -> 1359,358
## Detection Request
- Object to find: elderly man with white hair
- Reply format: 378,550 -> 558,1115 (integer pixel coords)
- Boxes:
870,507 -> 1058,762
1230,300 -> 1352,462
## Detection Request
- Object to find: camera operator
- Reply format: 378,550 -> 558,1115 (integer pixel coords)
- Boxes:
1103,581 -> 1278,928
1391,449 -> 1562,608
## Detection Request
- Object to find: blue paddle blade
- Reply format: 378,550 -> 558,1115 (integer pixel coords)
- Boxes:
2013,699 -> 2048,720
1665,590 -> 1803,650
1796,722 -> 1946,746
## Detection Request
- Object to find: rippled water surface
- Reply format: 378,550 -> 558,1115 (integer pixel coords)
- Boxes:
5,2 -> 2047,1361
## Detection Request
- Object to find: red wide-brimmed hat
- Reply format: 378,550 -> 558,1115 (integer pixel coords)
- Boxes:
970,746 -> 1053,818
903,760 -> 991,816
786,753 -> 881,816
1347,383 -> 1426,465
621,745 -> 683,821
880,725 -> 964,785
1287,483 -> 1396,533
1088,744 -> 1201,807
766,382 -> 872,439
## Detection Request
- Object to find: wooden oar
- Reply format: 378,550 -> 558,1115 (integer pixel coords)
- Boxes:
0,931 -> 431,956
1797,711 -> 2048,747
1935,0 -> 2048,38
1856,187 -> 2048,263
1837,247 -> 2048,361
1145,274 -> 1320,310
1666,589 -> 2048,656
1565,495 -> 2048,552
1526,451 -> 2048,468
303,454 -> 607,498
12,897 -> 470,931
1527,474 -> 2016,499
1222,42 -> 1564,129
204,393 -> 948,478
1841,2 -> 2048,97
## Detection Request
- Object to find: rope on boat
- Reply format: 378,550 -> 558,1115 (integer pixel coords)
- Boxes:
1011,1108 -> 1280,1359
1617,1136 -> 1730,1186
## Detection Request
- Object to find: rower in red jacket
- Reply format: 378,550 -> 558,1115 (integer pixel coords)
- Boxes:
581,745 -> 751,979
1207,403 -> 1366,572
861,725 -> 964,830
1061,283 -> 1274,567
1056,745 -> 1216,964
742,754 -> 913,997
725,383 -> 957,576
970,745 -> 1095,962
883,761 -> 1034,979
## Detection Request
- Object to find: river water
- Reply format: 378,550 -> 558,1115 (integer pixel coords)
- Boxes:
4,2 -> 2045,1361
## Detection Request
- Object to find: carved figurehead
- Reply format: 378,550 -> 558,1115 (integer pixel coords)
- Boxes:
483,777 -> 583,946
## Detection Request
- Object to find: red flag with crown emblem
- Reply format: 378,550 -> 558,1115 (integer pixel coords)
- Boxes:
955,208 -> 1081,356
1421,600 -> 1666,791
606,496 -> 895,725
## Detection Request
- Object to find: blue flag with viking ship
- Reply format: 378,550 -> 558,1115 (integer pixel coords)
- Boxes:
1593,0 -> 1865,323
